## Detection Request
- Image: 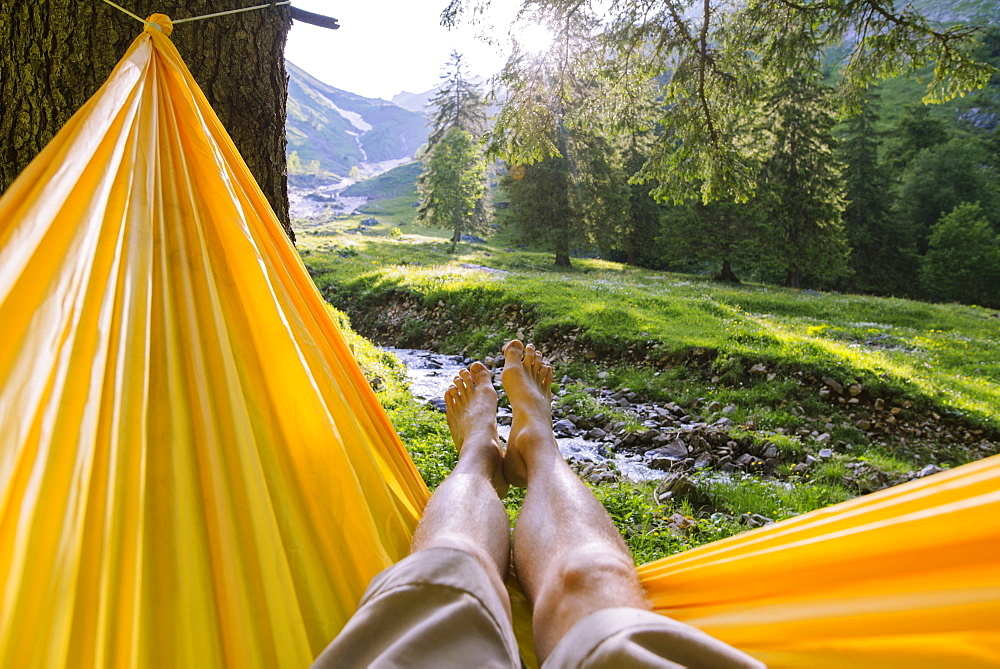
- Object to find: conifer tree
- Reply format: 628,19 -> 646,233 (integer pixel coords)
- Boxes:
417,128 -> 487,252
755,68 -> 849,288
417,52 -> 490,251
426,51 -> 488,149
839,93 -> 912,295
444,0 -> 994,206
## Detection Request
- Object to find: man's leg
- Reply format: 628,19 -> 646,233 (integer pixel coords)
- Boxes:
312,362 -> 518,668
502,341 -> 648,661
410,361 -> 512,616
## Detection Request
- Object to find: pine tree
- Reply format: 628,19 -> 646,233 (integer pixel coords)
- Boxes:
756,69 -> 849,288
417,128 -> 487,252
417,52 -> 490,252
838,93 -> 913,295
426,51 -> 488,149
501,155 -> 575,266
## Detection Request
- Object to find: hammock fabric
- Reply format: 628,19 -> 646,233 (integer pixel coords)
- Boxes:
0,15 -> 997,668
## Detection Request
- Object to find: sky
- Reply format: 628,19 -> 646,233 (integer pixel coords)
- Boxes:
285,0 -> 519,101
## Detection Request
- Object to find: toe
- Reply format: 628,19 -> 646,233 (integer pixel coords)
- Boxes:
503,340 -> 525,365
459,368 -> 474,387
469,361 -> 491,384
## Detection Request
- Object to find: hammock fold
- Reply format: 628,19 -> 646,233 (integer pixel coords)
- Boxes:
1,15 -> 997,669
0,15 -> 427,668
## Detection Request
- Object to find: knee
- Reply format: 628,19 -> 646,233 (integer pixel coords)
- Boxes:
547,544 -> 645,604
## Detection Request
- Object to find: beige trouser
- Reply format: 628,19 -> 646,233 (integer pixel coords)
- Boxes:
313,547 -> 764,668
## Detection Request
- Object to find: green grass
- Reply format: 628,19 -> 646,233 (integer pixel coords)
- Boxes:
300,228 -> 1000,431
310,227 -> 999,567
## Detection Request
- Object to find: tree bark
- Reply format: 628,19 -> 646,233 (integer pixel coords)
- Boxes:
718,258 -> 741,283
0,0 -> 294,240
785,267 -> 801,288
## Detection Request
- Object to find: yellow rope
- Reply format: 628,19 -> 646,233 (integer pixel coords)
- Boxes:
96,0 -> 291,26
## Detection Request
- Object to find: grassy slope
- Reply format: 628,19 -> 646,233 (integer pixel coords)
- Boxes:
300,218 -> 999,427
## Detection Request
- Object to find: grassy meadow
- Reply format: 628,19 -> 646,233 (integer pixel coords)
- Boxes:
296,205 -> 1000,564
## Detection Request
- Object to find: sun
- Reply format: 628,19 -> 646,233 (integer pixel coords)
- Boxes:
516,21 -> 555,55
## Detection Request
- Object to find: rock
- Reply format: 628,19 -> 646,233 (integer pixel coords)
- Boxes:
751,513 -> 774,525
426,398 -> 447,413
918,464 -> 944,478
735,453 -> 764,469
617,398 -> 631,408
484,356 -> 496,367
693,452 -> 713,469
722,404 -> 737,415
817,433 -> 832,445
848,384 -> 862,396
553,419 -> 577,436
717,454 -> 732,468
874,397 -> 885,411
360,217 -> 378,227
763,444 -> 779,459
707,400 -> 723,412
498,415 -> 513,426
822,377 -> 844,394
576,417 -> 594,431
655,473 -> 695,502
804,455 -> 818,465
646,440 -> 690,469
597,371 -> 609,380
712,417 -> 734,429
750,363 -> 768,373
818,448 -> 833,459
819,388 -> 832,400
856,419 -> 872,430
585,427 -> 608,441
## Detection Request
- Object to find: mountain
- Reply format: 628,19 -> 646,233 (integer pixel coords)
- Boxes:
285,62 -> 429,178
391,90 -> 434,113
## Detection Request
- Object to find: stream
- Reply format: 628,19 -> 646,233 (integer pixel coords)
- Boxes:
384,347 -> 666,482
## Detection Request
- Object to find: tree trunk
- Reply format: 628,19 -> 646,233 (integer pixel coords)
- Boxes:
718,258 -> 741,283
0,0 -> 294,240
785,268 -> 801,288
554,252 -> 571,267
450,226 -> 461,253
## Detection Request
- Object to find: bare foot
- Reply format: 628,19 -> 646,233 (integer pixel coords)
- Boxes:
444,362 -> 508,497
501,340 -> 557,487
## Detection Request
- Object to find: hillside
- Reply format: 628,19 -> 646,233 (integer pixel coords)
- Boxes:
294,216 -> 999,563
286,62 -> 429,177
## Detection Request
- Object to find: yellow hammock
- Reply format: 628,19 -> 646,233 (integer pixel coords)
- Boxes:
0,16 -> 997,668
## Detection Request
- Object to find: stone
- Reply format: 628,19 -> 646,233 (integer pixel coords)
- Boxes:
848,384 -> 863,396
804,455 -> 818,465
585,427 -> 608,441
722,404 -> 737,415
750,363 -> 768,373
646,441 -> 689,469
597,371 -> 609,380
617,398 -> 631,408
553,419 -> 577,436
918,464 -> 944,478
856,419 -> 872,430
707,400 -> 723,412
818,448 -> 833,459
763,444 -> 779,459
817,433 -> 832,445
426,398 -> 447,413
874,397 -> 885,411
822,377 -> 844,394
693,452 -> 713,469
484,356 -> 496,367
